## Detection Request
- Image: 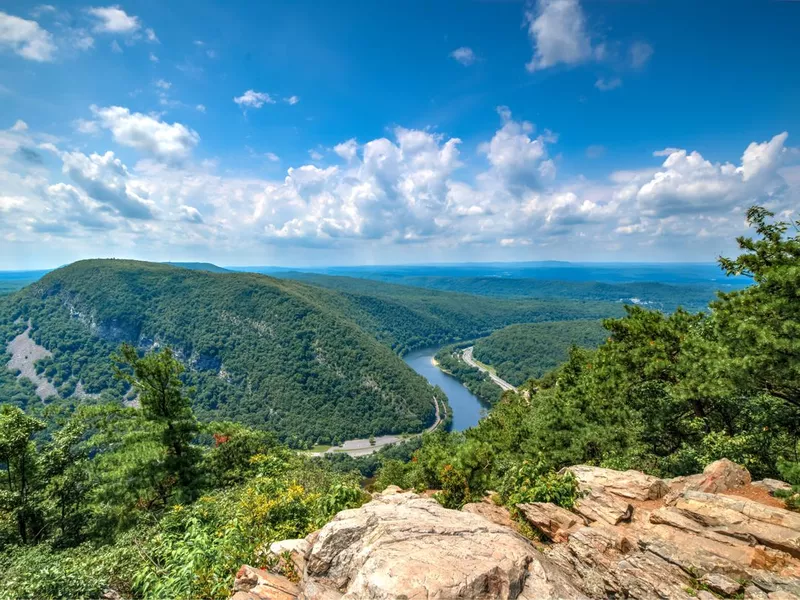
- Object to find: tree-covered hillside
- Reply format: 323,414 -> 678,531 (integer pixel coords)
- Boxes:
363,277 -> 725,313
376,207 -> 800,508
277,272 -> 624,354
472,320 -> 608,386
0,260 -> 442,445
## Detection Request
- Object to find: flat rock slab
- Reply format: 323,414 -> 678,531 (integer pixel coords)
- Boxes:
302,491 -> 585,599
566,465 -> 669,501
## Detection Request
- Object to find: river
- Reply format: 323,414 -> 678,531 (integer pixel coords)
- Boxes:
403,347 -> 488,431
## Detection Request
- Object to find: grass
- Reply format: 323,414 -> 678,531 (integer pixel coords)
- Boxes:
309,444 -> 333,453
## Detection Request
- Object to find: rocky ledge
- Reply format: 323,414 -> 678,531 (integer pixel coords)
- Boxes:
232,459 -> 800,599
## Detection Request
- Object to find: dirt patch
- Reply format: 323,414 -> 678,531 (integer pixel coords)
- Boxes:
723,484 -> 787,509
6,323 -> 58,401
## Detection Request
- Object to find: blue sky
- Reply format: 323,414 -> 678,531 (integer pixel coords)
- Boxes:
0,0 -> 798,269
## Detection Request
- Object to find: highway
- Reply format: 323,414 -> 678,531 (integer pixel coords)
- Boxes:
461,346 -> 516,392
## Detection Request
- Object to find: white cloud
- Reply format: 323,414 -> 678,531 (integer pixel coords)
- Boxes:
595,77 -> 622,91
308,149 -> 323,161
155,79 -> 171,90
10,120 -> 28,132
73,118 -> 100,135
450,46 -> 477,66
90,105 -> 200,162
0,11 -> 56,62
629,41 -> 653,69
110,39 -> 122,53
58,149 -> 154,219
0,115 -> 795,264
525,0 -> 592,72
334,139 -> 358,162
479,106 -> 556,188
87,6 -> 140,34
179,204 -> 203,223
234,90 -> 275,110
145,27 -> 158,43
196,104 -> 206,113
265,152 -> 279,162
149,52 -> 158,62
30,5 -> 56,18
285,95 -> 300,105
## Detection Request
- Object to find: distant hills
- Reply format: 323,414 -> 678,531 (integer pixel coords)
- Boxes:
0,260 -> 626,444
0,260 -> 441,445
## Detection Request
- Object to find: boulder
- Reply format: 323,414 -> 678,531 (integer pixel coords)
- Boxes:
667,459 -> 752,502
233,565 -> 299,600
301,491 -> 586,599
516,502 -> 586,542
233,460 -> 800,600
565,465 -> 669,500
754,479 -> 794,495
671,490 -> 800,557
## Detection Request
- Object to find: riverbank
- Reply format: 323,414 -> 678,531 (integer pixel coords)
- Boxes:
310,347 -> 487,457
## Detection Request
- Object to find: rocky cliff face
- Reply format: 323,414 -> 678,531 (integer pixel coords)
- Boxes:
232,460 -> 800,600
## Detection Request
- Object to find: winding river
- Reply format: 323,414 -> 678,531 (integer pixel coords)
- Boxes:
403,347 -> 488,432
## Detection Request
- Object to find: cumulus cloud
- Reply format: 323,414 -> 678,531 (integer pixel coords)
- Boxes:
479,106 -> 556,188
58,149 -> 154,219
334,139 -> 358,162
525,0 -> 592,72
234,90 -> 275,110
450,46 -> 477,66
285,95 -> 300,105
90,105 -> 200,162
87,6 -> 140,34
0,115 -> 795,263
0,11 -> 56,61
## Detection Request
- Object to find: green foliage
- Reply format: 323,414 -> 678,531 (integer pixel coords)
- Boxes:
113,344 -> 201,498
0,345 -> 369,600
472,320 -> 608,386
280,272 -> 624,355
498,460 -> 579,509
0,260 -> 444,444
0,406 -> 46,545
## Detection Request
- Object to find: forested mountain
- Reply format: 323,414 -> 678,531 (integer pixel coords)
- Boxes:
0,260 -> 443,445
350,277 -> 725,313
275,272 -> 624,354
163,262 -> 231,273
472,320 -> 608,386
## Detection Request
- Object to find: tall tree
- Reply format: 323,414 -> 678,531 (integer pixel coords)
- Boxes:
113,345 -> 200,501
0,406 -> 45,544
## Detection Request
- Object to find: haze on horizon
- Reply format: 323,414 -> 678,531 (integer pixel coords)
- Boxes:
1,0 -> 798,270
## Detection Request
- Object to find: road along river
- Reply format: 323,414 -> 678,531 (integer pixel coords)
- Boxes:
403,347 -> 488,432
314,347 -> 490,457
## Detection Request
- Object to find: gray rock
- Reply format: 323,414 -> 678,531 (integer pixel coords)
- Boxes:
753,479 -> 793,495
302,491 -> 586,599
745,585 -> 770,600
701,572 -> 742,596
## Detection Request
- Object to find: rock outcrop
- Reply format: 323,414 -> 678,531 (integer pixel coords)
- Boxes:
233,461 -> 800,600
